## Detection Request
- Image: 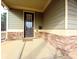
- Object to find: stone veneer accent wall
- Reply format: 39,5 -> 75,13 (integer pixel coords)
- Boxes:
7,32 -> 24,40
7,31 -> 77,59
38,32 -> 77,59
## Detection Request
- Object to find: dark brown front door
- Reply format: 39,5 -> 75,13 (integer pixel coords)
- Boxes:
24,12 -> 34,37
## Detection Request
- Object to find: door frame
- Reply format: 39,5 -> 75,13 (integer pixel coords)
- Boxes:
23,11 -> 35,38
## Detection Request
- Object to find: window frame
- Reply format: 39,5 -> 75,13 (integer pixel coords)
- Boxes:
1,5 -> 8,40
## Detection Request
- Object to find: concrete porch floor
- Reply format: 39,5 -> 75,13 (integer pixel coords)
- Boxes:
2,38 -> 65,59
21,38 -> 57,59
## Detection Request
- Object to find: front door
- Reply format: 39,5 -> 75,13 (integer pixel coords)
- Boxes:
24,12 -> 34,38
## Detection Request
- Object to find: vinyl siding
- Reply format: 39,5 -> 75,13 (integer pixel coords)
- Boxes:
35,12 -> 43,29
43,0 -> 65,29
68,0 -> 77,29
8,9 -> 24,29
8,9 -> 42,30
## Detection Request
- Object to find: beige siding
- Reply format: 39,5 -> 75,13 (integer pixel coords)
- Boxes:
35,12 -> 43,29
68,0 -> 77,29
8,9 -> 24,29
8,9 -> 43,30
8,0 -> 77,30
43,0 -> 65,29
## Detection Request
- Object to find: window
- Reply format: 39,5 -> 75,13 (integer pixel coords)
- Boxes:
1,12 -> 6,31
1,5 -> 8,42
1,5 -> 7,31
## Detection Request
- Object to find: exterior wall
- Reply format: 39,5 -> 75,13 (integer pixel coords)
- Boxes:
8,9 -> 24,30
7,32 -> 24,40
7,9 -> 43,39
8,9 -> 43,30
35,12 -> 43,29
37,31 -> 77,59
7,0 -> 77,39
43,0 -> 65,29
68,0 -> 77,29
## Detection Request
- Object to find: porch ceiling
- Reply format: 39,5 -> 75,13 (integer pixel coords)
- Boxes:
2,0 -> 51,12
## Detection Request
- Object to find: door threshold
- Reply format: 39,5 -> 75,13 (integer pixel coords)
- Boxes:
23,37 -> 34,41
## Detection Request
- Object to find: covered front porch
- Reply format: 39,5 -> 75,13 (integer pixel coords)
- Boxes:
1,0 -> 77,59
